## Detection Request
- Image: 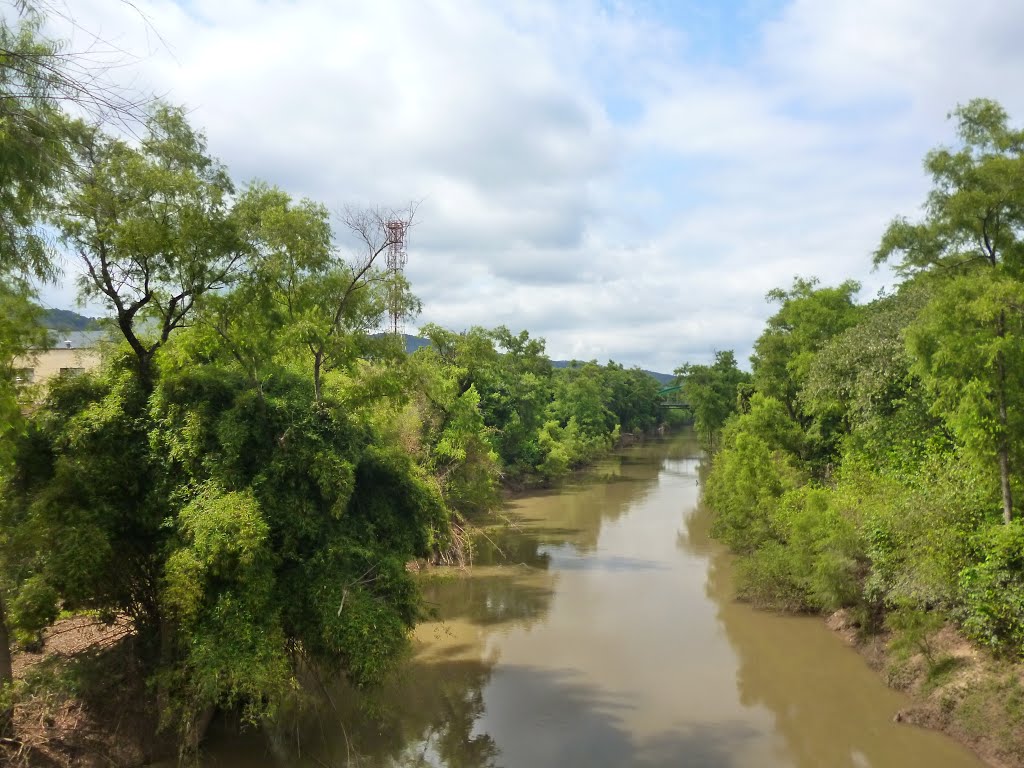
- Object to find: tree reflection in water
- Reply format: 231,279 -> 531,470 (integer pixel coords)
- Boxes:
678,467 -> 984,768
293,440 -> 678,767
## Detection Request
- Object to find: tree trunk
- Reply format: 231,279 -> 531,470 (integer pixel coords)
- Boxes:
155,612 -> 175,722
999,444 -> 1014,524
313,352 -> 323,403
0,592 -> 14,735
996,312 -> 1013,523
181,704 -> 216,759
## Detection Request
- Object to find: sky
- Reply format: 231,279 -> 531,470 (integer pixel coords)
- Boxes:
35,0 -> 1024,373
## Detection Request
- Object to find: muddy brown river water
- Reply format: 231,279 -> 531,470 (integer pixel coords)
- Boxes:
197,431 -> 987,767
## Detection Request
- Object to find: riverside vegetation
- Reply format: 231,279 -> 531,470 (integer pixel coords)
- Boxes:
682,100 -> 1024,765
3,3 -> 1020,766
0,7 -> 668,763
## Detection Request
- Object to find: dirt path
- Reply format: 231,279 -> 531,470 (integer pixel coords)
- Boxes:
3,615 -> 171,768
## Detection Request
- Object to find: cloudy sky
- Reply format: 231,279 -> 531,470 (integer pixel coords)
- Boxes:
37,0 -> 1024,372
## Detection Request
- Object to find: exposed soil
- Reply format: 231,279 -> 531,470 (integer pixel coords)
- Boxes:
827,609 -> 1024,768
3,615 -> 173,768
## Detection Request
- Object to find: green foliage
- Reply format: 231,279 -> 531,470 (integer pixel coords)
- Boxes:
701,102 -> 1024,675
704,394 -> 803,553
414,328 -> 656,485
959,520 -> 1024,656
905,273 -> 1024,506
875,98 -> 1024,522
674,350 -> 749,449
751,276 -> 863,424
424,382 -> 501,514
602,362 -> 662,434
57,105 -> 241,374
0,9 -> 85,482
886,607 -> 947,670
802,286 -> 939,470
727,480 -> 865,614
536,419 -> 572,479
0,10 -> 80,283
211,186 -> 417,399
9,575 -> 58,649
861,451 -> 991,610
418,324 -> 551,481
782,487 -> 865,612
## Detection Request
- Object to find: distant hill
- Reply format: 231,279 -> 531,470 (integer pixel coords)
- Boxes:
401,334 -> 673,384
40,308 -> 101,331
401,334 -> 432,354
643,369 -> 675,385
401,335 -> 671,382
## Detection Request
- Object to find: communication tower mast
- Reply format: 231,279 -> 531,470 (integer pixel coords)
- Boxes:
385,219 -> 409,336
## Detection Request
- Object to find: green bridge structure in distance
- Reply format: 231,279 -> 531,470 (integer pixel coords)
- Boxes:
656,383 -> 690,409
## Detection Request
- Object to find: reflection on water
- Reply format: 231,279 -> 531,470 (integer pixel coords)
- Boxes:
196,432 -> 985,768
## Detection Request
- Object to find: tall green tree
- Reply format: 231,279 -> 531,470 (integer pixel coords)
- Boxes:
875,98 -> 1024,523
8,105 -> 445,748
198,186 -> 415,400
601,362 -> 662,434
801,286 -> 939,470
751,277 -> 862,422
674,350 -> 749,450
418,324 -> 554,479
56,106 -> 242,379
0,5 -> 90,724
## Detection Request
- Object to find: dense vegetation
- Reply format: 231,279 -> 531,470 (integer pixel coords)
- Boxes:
0,7 -> 664,756
696,100 -> 1024,664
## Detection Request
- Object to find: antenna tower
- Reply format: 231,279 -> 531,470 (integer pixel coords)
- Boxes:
385,219 -> 409,336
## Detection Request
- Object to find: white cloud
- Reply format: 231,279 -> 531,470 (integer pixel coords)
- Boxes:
37,0 -> 1024,372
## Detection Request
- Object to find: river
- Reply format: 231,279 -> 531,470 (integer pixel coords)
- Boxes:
200,431 -> 986,767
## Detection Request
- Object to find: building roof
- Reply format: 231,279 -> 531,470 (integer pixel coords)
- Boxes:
45,330 -> 109,349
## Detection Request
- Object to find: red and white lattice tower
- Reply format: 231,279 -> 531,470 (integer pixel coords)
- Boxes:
385,219 -> 409,336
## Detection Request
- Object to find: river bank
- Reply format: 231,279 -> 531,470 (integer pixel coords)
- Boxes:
6,433 -> 1001,768
187,433 -> 990,767
822,608 -> 1024,768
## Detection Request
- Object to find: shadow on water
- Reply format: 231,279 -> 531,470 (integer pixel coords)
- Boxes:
495,436 -> 689,557
419,437 -> 686,638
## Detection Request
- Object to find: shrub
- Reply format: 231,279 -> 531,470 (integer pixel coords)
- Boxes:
959,520 -> 1024,656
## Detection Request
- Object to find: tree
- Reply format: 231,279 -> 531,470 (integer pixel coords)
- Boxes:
0,5 -> 87,472
402,349 -> 501,518
800,286 -> 943,474
297,204 -> 419,402
0,4 -> 91,725
56,106 -> 243,379
9,317 -> 453,748
674,350 -> 749,450
751,277 -> 862,422
875,99 -> 1024,523
601,362 -> 662,434
7,106 -> 438,748
418,324 -> 554,479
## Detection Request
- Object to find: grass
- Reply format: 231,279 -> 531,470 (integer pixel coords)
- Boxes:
922,654 -> 963,693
